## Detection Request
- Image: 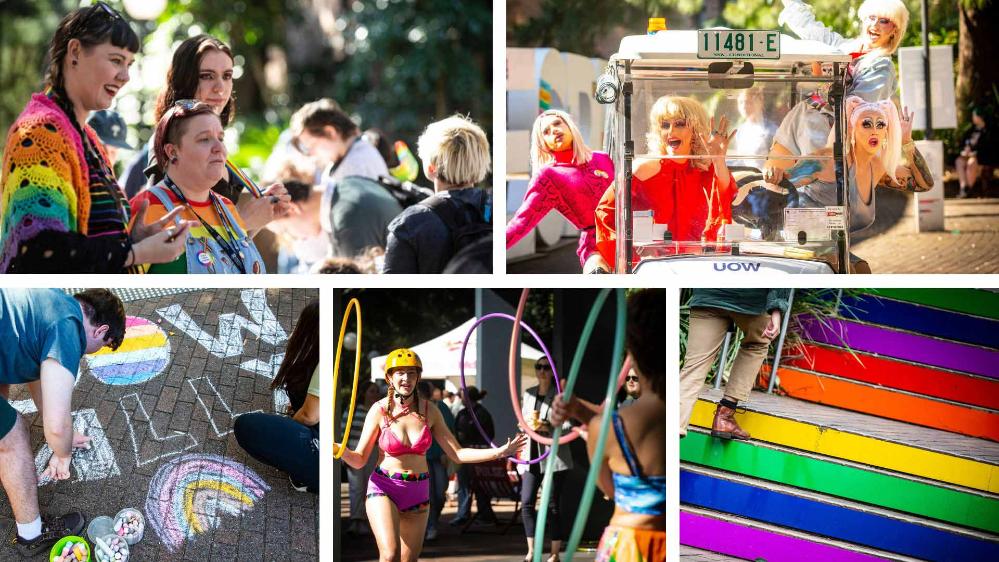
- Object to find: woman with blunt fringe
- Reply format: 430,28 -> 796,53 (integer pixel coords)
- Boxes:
552,290 -> 667,562
141,34 -> 290,232
506,109 -> 614,273
0,2 -> 190,273
234,300 -> 319,492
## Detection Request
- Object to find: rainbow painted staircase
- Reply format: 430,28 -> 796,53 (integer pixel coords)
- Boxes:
680,289 -> 999,562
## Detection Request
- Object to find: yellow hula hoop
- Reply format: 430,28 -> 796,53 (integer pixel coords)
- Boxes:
333,298 -> 362,459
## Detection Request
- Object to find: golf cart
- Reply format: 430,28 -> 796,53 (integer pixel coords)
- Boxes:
597,27 -> 854,274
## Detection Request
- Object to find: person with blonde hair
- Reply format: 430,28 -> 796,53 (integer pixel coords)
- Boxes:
782,96 -> 931,233
766,0 -> 910,182
384,115 -> 493,273
595,95 -> 736,267
506,110 -> 615,273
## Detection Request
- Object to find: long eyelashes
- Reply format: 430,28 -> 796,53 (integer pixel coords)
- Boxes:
860,119 -> 887,130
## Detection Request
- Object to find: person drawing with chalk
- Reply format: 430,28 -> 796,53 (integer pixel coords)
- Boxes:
0,289 -> 126,557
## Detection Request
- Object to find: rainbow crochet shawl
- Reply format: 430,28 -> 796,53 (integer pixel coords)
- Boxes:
0,93 -> 108,270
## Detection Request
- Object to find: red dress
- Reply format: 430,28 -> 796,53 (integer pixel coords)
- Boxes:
595,159 -> 734,266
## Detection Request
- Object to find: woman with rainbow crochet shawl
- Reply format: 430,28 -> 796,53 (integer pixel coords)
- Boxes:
0,3 -> 191,273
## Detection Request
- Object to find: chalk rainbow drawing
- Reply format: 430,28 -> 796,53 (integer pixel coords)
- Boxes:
145,453 -> 270,552
85,316 -> 170,385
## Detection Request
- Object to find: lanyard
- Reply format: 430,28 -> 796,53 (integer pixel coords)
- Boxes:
163,176 -> 246,273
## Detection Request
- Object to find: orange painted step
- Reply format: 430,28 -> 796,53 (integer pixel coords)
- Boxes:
763,366 -> 999,442
784,343 -> 999,411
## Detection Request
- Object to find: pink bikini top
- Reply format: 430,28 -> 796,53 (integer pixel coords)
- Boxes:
378,402 -> 433,456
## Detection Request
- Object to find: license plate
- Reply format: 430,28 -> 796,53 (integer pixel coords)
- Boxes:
697,30 -> 780,60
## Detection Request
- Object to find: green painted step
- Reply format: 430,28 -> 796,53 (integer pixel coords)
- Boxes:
864,288 -> 999,320
680,429 -> 999,534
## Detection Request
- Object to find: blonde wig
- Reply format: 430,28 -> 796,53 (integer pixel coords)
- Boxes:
647,95 -> 712,170
417,115 -> 492,188
858,0 -> 909,56
845,95 -> 902,182
529,109 -> 594,172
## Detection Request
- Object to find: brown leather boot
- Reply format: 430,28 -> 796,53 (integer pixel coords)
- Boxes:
711,403 -> 750,440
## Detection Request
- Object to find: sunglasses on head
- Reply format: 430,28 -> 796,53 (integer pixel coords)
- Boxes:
75,2 -> 122,34
860,117 -> 887,130
659,118 -> 687,130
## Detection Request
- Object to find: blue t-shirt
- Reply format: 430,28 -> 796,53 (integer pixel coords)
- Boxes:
0,289 -> 86,384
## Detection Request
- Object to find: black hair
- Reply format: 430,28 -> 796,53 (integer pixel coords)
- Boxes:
626,289 -> 666,402
271,300 -> 320,409
45,3 -> 139,141
73,289 -> 126,350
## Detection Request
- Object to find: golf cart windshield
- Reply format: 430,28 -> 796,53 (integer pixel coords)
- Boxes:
603,29 -> 854,274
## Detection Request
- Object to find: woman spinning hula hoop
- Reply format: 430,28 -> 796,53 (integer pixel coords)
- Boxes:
336,348 -> 528,562
550,290 -> 667,562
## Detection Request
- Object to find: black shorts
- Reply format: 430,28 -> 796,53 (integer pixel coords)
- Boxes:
0,394 -> 18,440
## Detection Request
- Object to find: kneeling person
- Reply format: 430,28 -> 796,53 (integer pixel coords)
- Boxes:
0,289 -> 126,556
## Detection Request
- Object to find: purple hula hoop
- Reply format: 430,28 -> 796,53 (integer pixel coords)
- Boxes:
460,313 -> 562,465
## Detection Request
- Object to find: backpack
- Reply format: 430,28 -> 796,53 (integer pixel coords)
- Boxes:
422,194 -> 492,257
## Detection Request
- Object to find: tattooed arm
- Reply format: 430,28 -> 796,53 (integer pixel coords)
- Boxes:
881,106 -> 933,193
880,143 -> 933,192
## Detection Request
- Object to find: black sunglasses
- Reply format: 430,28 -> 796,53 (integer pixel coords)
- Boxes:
75,2 -> 122,34
625,375 -> 639,382
535,363 -> 552,371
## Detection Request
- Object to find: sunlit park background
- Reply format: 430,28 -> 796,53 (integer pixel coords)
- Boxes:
508,0 -> 993,171
0,0 -> 492,185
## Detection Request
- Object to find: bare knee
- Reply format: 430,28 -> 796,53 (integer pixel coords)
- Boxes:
380,553 -> 401,562
0,415 -> 28,455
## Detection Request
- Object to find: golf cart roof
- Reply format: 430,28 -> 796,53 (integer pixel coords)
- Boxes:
612,29 -> 853,67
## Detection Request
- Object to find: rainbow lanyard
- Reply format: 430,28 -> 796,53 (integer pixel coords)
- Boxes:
225,160 -> 263,198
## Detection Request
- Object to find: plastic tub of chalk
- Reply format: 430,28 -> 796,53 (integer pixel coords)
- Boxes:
50,535 -> 90,562
94,534 -> 129,562
86,516 -> 114,544
112,509 -> 144,545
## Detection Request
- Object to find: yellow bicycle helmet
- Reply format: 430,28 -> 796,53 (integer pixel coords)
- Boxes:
385,348 -> 422,373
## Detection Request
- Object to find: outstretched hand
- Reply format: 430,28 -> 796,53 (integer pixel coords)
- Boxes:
699,116 -> 737,160
501,433 -> 529,457
900,105 -> 914,144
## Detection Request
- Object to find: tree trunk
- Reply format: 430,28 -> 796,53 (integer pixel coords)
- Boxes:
957,0 -> 999,124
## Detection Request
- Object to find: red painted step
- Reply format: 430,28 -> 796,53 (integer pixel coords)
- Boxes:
782,343 -> 999,411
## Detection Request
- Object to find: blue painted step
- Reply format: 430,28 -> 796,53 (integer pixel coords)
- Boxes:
680,468 -> 999,562
837,294 -> 999,349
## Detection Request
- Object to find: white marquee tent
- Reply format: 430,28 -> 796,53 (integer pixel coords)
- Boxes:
369,318 -> 544,382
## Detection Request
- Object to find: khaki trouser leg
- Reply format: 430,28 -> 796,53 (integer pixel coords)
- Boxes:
679,307 -> 731,434
724,312 -> 775,403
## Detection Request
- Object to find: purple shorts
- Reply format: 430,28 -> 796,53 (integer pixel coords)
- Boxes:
366,466 -> 430,512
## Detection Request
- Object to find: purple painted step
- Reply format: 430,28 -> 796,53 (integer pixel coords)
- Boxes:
681,511 -> 892,562
797,316 -> 998,379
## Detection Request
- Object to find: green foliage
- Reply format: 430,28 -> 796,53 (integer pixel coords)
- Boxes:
333,0 -> 493,151
679,288 -> 866,387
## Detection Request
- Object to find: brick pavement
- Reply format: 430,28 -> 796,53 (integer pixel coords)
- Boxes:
851,194 -> 999,273
1,288 -> 319,561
